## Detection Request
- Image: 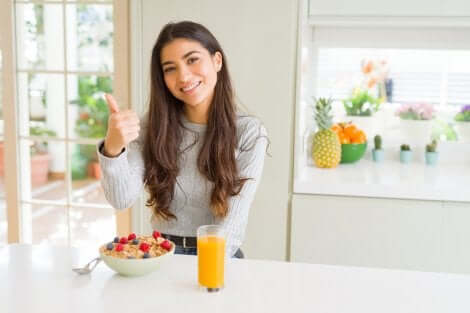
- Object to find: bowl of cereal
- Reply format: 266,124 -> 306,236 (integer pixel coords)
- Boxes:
99,231 -> 175,276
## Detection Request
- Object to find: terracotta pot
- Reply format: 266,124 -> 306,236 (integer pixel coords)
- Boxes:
31,153 -> 51,186
87,162 -> 102,180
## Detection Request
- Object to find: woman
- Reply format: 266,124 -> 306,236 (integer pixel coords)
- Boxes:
98,21 -> 268,258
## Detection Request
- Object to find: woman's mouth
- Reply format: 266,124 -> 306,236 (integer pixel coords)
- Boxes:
181,81 -> 201,94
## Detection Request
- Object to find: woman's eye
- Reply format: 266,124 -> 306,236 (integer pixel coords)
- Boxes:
188,57 -> 198,64
163,67 -> 175,73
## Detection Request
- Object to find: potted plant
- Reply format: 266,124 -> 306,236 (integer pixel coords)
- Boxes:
395,103 -> 435,143
29,125 -> 56,185
399,144 -> 412,164
425,139 -> 439,166
72,76 -> 111,179
454,105 -> 470,142
372,134 -> 384,163
343,59 -> 389,136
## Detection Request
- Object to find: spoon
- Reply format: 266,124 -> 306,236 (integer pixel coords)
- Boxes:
73,257 -> 102,275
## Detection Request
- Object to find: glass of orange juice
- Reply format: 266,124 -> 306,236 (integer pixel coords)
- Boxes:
197,225 -> 226,292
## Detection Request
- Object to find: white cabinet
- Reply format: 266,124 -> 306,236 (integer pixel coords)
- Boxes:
309,0 -> 470,17
291,194 -> 470,274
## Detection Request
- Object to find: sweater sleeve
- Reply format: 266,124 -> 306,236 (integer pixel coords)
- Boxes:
215,118 -> 269,257
97,130 -> 146,210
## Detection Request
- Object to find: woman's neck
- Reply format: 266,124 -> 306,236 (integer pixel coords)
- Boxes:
184,102 -> 210,124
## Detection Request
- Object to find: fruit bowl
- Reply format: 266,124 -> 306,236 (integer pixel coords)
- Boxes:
340,142 -> 367,163
100,243 -> 175,276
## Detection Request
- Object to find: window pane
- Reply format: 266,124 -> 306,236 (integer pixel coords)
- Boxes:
68,75 -> 112,139
66,4 -> 113,72
70,143 -> 109,206
15,4 -> 64,71
31,203 -> 68,245
70,205 -> 115,248
19,139 -> 67,203
17,73 -> 65,138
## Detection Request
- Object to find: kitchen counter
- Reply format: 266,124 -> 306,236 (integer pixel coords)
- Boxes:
1,244 -> 470,312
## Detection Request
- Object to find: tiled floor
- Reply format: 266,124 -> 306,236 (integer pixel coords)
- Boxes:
0,178 -> 116,247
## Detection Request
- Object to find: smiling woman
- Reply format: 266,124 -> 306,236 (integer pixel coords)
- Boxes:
98,21 -> 269,258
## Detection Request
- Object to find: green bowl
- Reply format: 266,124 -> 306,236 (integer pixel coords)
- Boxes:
340,142 -> 367,164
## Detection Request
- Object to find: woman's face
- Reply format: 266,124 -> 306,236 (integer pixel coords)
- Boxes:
161,38 -> 222,110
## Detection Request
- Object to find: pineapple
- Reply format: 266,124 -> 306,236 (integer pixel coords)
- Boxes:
312,98 -> 341,168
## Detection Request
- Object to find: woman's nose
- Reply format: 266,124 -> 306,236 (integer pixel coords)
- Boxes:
178,66 -> 191,83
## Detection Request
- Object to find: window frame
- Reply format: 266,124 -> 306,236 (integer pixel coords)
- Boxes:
1,0 -> 130,244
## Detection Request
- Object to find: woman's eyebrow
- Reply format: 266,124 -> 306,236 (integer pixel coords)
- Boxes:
162,50 -> 201,66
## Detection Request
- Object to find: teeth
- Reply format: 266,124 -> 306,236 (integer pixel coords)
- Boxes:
182,82 -> 200,92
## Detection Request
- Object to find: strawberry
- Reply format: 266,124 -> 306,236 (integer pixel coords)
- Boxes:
160,240 -> 172,251
115,243 -> 124,252
139,242 -> 150,253
119,237 -> 128,244
127,233 -> 136,240
152,230 -> 161,239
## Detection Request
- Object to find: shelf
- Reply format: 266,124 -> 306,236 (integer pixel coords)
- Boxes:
294,151 -> 470,202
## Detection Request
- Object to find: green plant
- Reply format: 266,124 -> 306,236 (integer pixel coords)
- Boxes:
343,89 -> 381,116
454,105 -> 470,122
71,76 -> 112,165
373,135 -> 382,150
400,144 -> 411,151
426,140 -> 438,153
29,125 -> 56,155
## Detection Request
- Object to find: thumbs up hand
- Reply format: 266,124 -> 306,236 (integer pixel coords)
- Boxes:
103,94 -> 141,157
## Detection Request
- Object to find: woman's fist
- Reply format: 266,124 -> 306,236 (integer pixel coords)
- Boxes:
103,94 -> 140,157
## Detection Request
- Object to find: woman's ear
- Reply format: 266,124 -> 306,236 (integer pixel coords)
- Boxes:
213,51 -> 223,72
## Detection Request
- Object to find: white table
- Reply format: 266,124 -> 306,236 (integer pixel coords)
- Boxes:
1,244 -> 470,313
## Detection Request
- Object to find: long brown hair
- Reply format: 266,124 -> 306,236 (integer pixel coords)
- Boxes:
143,21 -> 248,221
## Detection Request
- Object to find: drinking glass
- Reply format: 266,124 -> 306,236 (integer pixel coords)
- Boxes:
197,225 -> 226,292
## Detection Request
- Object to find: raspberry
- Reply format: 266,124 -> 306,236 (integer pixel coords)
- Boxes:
160,240 -> 172,251
119,237 -> 128,244
128,233 -> 136,240
139,242 -> 150,252
115,243 -> 124,252
152,230 -> 161,239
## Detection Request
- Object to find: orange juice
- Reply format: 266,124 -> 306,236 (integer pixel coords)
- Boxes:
197,235 -> 225,288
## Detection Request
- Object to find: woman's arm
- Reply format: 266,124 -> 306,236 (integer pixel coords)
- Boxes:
97,136 -> 145,210
215,117 -> 269,257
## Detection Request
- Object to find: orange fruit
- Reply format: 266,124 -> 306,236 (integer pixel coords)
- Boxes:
338,132 -> 350,144
343,124 -> 359,140
351,130 -> 366,144
331,124 -> 342,134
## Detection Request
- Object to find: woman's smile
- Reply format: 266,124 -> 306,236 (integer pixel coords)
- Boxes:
181,81 -> 202,94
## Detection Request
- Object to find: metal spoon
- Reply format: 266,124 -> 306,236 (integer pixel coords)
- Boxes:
72,257 -> 101,275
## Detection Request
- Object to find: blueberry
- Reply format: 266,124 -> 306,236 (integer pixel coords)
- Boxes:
106,243 -> 114,250
143,253 -> 150,259
113,237 -> 119,243
132,239 -> 139,245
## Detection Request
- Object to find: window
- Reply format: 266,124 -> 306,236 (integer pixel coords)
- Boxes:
0,0 -> 129,246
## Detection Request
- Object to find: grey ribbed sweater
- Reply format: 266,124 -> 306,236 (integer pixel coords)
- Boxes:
97,114 -> 268,257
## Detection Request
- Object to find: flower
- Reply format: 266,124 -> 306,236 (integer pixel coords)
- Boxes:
395,103 -> 435,120
454,104 -> 470,122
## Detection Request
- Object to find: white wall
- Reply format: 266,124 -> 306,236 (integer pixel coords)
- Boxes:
132,0 -> 299,260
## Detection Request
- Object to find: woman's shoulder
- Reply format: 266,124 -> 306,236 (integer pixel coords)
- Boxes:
235,113 -> 268,147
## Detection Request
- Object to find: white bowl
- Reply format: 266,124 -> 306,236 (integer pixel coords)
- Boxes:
99,244 -> 175,276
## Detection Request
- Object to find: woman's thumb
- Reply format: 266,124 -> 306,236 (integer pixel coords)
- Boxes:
105,94 -> 120,113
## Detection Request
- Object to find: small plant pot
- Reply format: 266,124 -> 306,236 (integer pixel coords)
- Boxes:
372,149 -> 384,163
400,150 -> 412,164
425,151 -> 439,166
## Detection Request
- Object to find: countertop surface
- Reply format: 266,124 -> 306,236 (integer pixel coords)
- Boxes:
2,244 -> 470,313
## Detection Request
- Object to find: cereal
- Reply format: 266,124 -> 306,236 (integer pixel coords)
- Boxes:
100,235 -> 173,259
